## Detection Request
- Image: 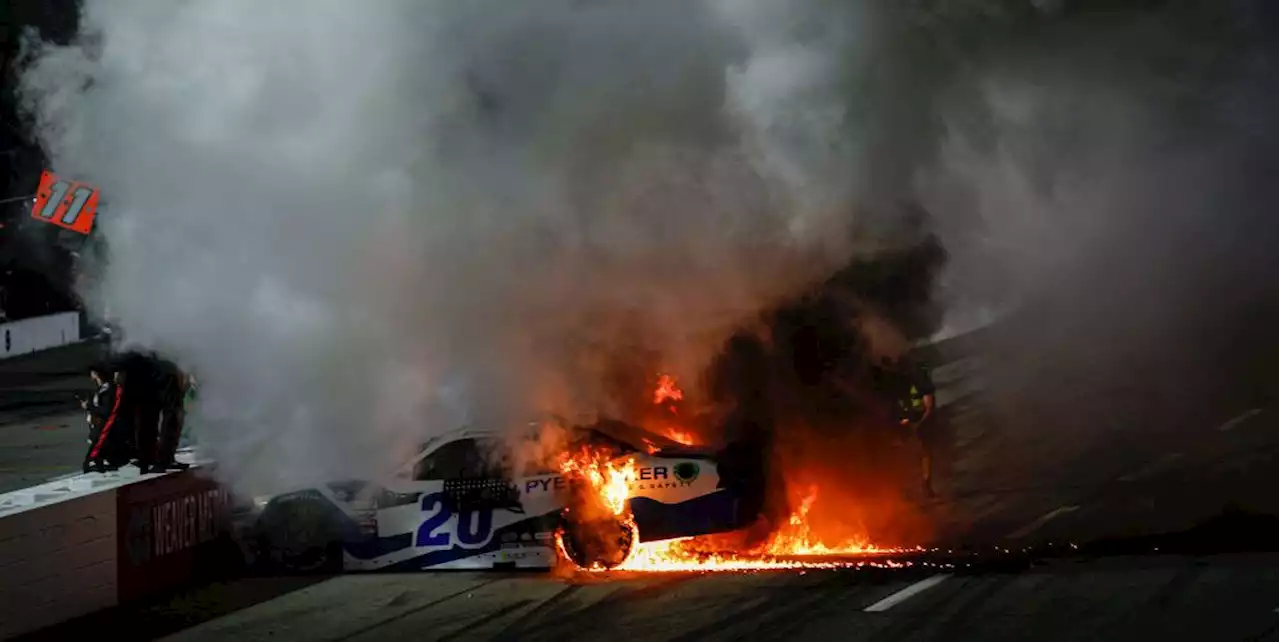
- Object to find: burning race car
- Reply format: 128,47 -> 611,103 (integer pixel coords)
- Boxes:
235,420 -> 766,572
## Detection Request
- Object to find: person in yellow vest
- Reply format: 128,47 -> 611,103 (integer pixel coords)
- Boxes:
876,355 -> 938,498
178,373 -> 198,451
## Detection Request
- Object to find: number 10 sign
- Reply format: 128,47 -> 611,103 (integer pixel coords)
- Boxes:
30,169 -> 99,235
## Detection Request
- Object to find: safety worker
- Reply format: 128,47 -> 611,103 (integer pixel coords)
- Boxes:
82,364 -> 128,472
877,355 -> 938,498
154,363 -> 191,471
177,373 -> 198,451
115,351 -> 163,473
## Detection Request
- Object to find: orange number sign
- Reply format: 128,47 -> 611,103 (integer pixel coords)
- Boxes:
30,170 -> 99,235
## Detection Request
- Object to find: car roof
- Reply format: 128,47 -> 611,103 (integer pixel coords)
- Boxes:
417,426 -> 502,454
398,419 -> 688,476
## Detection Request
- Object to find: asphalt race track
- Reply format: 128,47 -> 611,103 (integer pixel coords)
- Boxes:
47,553 -> 1276,642
4,330 -> 1277,641
0,340 -> 110,492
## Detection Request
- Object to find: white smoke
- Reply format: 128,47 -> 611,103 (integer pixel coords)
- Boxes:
16,0 -> 892,491
17,0 -> 1273,495
913,2 -> 1275,461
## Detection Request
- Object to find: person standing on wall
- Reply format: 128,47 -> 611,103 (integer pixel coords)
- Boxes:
177,373 -> 198,451
115,351 -> 162,473
82,364 -> 128,472
154,362 -> 191,471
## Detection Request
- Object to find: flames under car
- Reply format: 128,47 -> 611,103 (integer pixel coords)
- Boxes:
234,421 -> 768,572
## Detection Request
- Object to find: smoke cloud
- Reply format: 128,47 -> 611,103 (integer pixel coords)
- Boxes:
16,0 -> 1274,523
699,0 -> 1276,543
915,0 -> 1276,467
15,0 -> 912,491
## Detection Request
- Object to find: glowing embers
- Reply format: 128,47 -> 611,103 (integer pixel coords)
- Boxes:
607,485 -> 917,573
615,540 -> 915,572
555,467 -> 917,573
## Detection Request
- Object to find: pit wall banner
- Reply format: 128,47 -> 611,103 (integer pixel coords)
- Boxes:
115,466 -> 234,603
0,467 -> 233,639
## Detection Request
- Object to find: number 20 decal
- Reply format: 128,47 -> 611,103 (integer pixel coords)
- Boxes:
415,492 -> 494,549
30,169 -> 99,235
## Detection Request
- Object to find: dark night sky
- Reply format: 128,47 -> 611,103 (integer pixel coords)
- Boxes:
1,0 -> 82,320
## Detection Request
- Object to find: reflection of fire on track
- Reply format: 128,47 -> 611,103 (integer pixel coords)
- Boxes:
553,375 -> 922,573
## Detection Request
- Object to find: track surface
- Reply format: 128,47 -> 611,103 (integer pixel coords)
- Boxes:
4,331 -> 1277,641
0,341 -> 108,491
123,554 -> 1280,641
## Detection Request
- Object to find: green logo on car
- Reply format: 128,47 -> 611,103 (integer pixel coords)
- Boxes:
673,462 -> 700,484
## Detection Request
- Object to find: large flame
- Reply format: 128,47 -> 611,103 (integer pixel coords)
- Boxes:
555,456 -> 917,572
611,485 -> 918,572
650,373 -> 700,446
660,427 -> 699,446
554,444 -> 643,570
653,373 -> 684,406
558,445 -> 637,517
555,376 -> 921,573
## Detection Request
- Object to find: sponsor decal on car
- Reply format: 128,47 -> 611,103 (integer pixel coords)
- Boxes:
522,463 -> 703,493
673,462 -> 700,484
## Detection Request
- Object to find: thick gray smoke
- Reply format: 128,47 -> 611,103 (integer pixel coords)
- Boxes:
15,0 -> 910,491
914,1 -> 1276,448
17,0 -> 1274,498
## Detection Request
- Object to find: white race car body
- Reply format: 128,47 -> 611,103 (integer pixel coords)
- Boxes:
240,426 -> 758,571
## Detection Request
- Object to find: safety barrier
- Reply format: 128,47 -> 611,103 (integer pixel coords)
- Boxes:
0,311 -> 82,360
0,456 -> 229,639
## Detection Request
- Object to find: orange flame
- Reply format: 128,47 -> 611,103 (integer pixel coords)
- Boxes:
556,465 -> 916,572
651,374 -> 701,446
605,485 -> 917,572
615,541 -> 915,572
554,445 -> 643,571
557,446 -> 637,517
653,373 -> 683,406
661,428 -> 699,446
554,379 -> 919,573
760,485 -> 876,556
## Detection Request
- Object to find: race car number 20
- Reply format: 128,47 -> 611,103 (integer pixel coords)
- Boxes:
415,491 -> 494,550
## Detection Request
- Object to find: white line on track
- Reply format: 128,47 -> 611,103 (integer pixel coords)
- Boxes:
1215,408 -> 1262,432
864,574 -> 952,612
1006,505 -> 1080,540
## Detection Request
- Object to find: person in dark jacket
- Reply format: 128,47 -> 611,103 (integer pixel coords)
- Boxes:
114,350 -> 194,473
154,359 -> 190,471
82,364 -> 129,472
873,355 -> 939,498
114,351 -> 164,472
